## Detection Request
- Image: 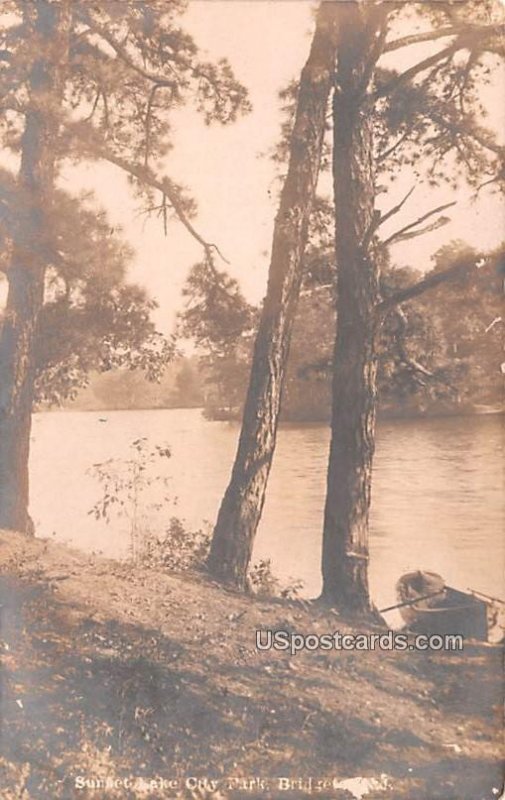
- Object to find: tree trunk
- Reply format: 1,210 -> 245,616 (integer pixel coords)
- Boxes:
0,1 -> 70,533
321,5 -> 383,612
207,2 -> 339,588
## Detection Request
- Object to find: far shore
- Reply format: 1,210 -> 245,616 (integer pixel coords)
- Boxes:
37,403 -> 505,423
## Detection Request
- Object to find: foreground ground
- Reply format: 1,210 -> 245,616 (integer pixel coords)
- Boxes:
0,530 -> 503,800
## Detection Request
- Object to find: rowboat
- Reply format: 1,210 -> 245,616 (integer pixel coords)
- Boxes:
395,571 -> 490,641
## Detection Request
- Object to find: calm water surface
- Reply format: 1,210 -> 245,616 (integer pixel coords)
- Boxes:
30,408 -> 504,614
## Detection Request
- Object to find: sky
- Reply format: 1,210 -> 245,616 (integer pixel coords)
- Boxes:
63,0 -> 318,333
2,1 -> 504,333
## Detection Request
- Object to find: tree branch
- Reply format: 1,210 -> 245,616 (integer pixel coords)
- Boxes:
82,20 -> 177,89
458,51 -> 477,115
475,169 -> 505,193
464,122 -> 505,158
484,316 -> 502,333
375,42 -> 461,101
358,6 -> 391,96
376,255 -> 489,313
390,305 -> 435,384
384,24 -> 478,54
144,83 -> 166,167
377,185 -> 416,228
97,147 -> 229,263
300,282 -> 333,298
377,130 -> 410,164
381,201 -> 456,248
362,185 -> 415,249
84,89 -> 101,122
81,15 -> 228,103
374,23 -> 505,101
64,118 -> 229,263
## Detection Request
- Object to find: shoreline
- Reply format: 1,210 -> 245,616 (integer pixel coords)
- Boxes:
0,530 -> 503,799
35,404 -> 505,424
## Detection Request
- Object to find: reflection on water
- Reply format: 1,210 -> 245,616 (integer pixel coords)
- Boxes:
30,408 -> 504,612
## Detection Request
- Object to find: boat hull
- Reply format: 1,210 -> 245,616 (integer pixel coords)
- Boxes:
396,571 -> 489,641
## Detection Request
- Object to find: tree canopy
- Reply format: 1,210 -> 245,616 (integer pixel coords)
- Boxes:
0,168 -> 175,405
0,0 -> 250,252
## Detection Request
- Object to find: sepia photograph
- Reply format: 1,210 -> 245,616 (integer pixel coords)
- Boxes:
0,1 -> 504,798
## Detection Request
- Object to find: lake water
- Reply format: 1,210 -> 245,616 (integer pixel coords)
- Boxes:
30,408 -> 504,615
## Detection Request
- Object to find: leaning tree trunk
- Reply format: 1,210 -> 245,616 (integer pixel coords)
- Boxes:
321,4 -> 384,612
0,1 -> 70,533
207,2 -> 339,588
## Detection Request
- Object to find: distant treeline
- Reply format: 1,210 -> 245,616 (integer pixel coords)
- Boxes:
65,358 -> 204,412
179,243 -> 505,423
59,242 -> 504,420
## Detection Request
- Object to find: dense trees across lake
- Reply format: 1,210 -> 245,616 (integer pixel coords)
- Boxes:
179,240 -> 504,423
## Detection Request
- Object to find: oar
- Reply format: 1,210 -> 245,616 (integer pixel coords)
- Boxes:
468,588 -> 505,605
379,588 -> 446,615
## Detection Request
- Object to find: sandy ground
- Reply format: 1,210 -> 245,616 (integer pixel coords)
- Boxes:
0,530 -> 503,800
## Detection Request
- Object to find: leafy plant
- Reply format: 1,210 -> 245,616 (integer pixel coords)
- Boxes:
139,517 -> 211,572
88,439 -> 211,570
248,559 -> 304,600
88,438 -> 172,562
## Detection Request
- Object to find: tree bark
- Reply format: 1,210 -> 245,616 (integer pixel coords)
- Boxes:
321,4 -> 384,612
207,2 -> 339,588
0,1 -> 71,533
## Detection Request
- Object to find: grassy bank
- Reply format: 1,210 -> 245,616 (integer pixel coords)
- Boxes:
0,531 -> 502,800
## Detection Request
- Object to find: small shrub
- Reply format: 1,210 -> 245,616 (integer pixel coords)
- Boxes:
139,517 -> 211,571
248,559 -> 304,599
248,558 -> 279,597
280,577 -> 305,600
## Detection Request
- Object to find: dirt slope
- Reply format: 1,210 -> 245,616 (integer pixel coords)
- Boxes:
0,530 -> 502,800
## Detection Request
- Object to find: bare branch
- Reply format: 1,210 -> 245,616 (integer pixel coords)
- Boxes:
385,216 -> 452,246
84,90 -> 100,122
300,282 -> 333,298
100,89 -> 109,129
377,130 -> 410,164
136,192 -> 172,237
475,170 -> 505,193
381,201 -> 456,248
97,149 -> 229,263
485,316 -> 502,333
362,185 -> 415,249
376,185 -> 416,228
65,119 -> 229,264
384,25 -> 470,54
